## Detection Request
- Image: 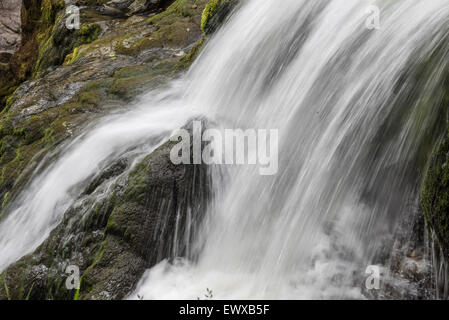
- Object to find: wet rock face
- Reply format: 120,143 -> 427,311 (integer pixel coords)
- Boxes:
0,0 -> 22,54
95,0 -> 174,16
422,137 -> 449,259
359,196 -> 435,300
0,133 -> 213,300
0,0 -> 235,300
421,133 -> 449,299
0,0 -> 209,205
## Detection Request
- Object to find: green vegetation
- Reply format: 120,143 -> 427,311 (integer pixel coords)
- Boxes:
201,0 -> 237,34
176,37 -> 206,70
422,132 -> 449,258
36,20 -> 101,76
0,0 -> 229,301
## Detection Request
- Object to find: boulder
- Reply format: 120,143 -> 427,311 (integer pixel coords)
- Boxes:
0,133 -> 212,299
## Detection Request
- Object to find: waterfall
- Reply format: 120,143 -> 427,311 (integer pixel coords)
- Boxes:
2,0 -> 449,299
0,100 -> 201,272
132,0 -> 449,299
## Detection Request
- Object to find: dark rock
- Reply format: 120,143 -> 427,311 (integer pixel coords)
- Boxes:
0,126 -> 213,299
0,0 -> 212,300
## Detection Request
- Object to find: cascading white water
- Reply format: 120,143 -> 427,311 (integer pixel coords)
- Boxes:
1,0 -> 449,299
0,97 -> 201,272
131,0 -> 449,299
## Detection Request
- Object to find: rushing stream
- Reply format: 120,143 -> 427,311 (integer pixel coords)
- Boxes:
2,0 -> 449,299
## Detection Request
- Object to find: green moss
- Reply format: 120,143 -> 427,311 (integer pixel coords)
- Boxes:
40,0 -> 65,26
34,1 -> 67,76
109,60 -> 176,98
176,37 -> 206,70
64,47 -> 82,65
0,147 -> 25,188
0,117 -> 14,139
422,131 -> 449,255
201,0 -> 237,34
73,278 -> 81,300
135,0 -> 209,50
83,240 -> 107,274
0,258 -> 32,300
41,0 -> 55,25
1,192 -> 9,209
36,36 -> 53,77
123,159 -> 151,203
201,0 -> 220,32
105,206 -> 122,236
0,191 -> 10,219
43,128 -> 55,147
0,0 -> 211,300
75,24 -> 101,45
35,34 -> 55,77
79,91 -> 101,106
148,0 -> 200,25
63,0 -> 206,63
60,23 -> 101,66
63,32 -> 107,65
38,19 -> 100,72
4,87 -> 19,111
115,37 -> 147,56
3,280 -> 11,300
0,80 -> 111,197
113,66 -> 149,79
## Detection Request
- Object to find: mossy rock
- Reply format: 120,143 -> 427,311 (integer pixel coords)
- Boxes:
0,0 -> 213,300
175,37 -> 206,70
201,0 -> 238,34
35,17 -> 101,77
422,133 -> 449,259
0,126 -> 211,300
109,59 -> 177,99
1,0 -> 64,104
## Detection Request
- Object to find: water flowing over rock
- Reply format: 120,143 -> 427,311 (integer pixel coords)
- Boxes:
0,0 -> 230,299
0,134 -> 212,299
2,0 -> 449,301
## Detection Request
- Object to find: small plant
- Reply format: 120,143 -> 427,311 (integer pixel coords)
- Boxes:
204,288 -> 213,299
197,288 -> 213,300
2,277 -> 10,300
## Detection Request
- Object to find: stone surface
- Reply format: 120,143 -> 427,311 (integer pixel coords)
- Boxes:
0,0 -> 22,54
0,0 -> 235,300
0,132 -> 212,300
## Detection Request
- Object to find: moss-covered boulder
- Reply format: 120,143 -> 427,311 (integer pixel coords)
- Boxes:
201,0 -> 238,34
35,15 -> 101,77
0,129 -> 212,300
0,0 -> 212,211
